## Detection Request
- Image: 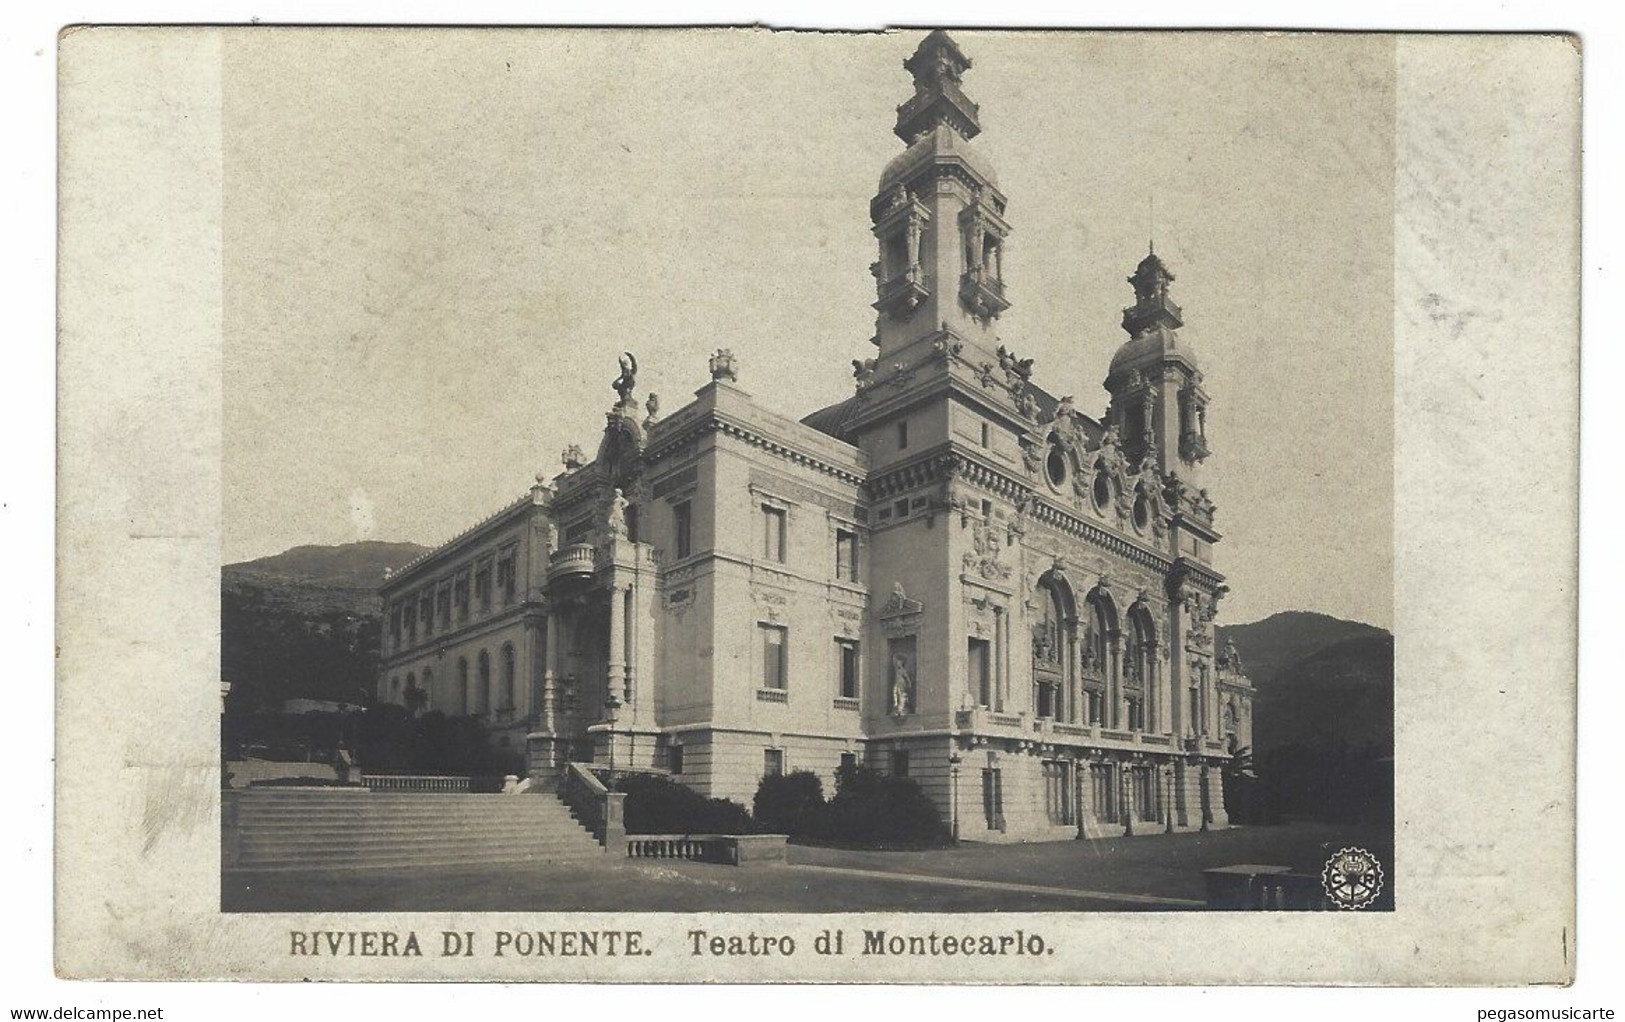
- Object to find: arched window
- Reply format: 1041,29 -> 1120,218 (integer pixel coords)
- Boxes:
1031,580 -> 1067,720
500,644 -> 516,712
457,658 -> 470,716
1082,590 -> 1116,726
476,650 -> 491,715
1124,605 -> 1155,731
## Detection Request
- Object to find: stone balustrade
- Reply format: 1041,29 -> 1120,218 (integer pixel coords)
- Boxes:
626,834 -> 788,866
547,542 -> 598,580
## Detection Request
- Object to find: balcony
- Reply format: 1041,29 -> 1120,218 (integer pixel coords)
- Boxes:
547,542 -> 597,581
959,265 -> 1010,320
875,263 -> 929,319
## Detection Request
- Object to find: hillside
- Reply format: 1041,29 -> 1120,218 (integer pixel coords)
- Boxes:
228,540 -> 430,588
1217,611 -> 1394,824
222,541 -> 428,711
1217,611 -> 1393,756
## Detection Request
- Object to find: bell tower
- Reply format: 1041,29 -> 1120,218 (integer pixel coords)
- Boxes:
870,31 -> 1011,365
1105,247 -> 1211,483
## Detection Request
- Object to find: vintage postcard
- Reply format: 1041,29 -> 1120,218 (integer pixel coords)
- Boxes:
55,27 -> 1578,983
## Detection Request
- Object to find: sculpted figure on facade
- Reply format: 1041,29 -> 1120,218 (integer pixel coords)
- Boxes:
606,488 -> 629,538
708,347 -> 738,383
612,351 -> 638,407
852,357 -> 877,393
890,654 -> 913,716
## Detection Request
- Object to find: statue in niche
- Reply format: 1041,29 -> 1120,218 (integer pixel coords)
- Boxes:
606,488 -> 629,538
890,654 -> 913,717
612,351 -> 638,407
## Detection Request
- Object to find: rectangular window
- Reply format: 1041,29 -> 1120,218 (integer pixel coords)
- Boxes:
762,505 -> 787,562
839,752 -> 857,775
454,576 -> 470,622
982,768 -> 1002,830
1086,689 -> 1104,725
1044,761 -> 1073,825
980,421 -> 991,448
669,744 -> 684,777
1092,763 -> 1116,823
1126,696 -> 1144,732
760,624 -> 788,690
1132,766 -> 1156,821
837,640 -> 860,700
893,498 -> 909,519
674,500 -> 692,559
389,605 -> 402,648
968,637 -> 991,707
897,420 -> 909,449
764,748 -> 784,778
498,552 -> 517,605
420,594 -> 433,637
981,498 -> 993,518
835,529 -> 858,581
564,519 -> 594,545
438,586 -> 451,628
475,563 -> 492,612
891,749 -> 909,777
405,604 -> 417,644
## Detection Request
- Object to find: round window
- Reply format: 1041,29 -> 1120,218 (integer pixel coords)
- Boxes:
1133,493 -> 1150,532
1092,471 -> 1112,511
1045,446 -> 1068,489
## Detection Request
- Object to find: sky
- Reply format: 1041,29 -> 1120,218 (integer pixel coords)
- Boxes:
222,29 -> 1395,629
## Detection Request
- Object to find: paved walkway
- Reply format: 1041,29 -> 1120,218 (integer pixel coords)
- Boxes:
222,821 -> 1392,914
790,863 -> 1203,908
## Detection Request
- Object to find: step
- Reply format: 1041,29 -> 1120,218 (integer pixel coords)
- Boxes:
234,809 -> 578,824
236,841 -> 599,860
233,849 -> 604,871
234,814 -> 592,833
236,823 -> 594,841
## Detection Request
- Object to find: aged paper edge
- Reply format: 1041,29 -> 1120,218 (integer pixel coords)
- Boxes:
53,27 -> 1578,984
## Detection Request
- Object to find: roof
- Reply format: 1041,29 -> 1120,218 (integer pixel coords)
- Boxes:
800,381 -> 1102,446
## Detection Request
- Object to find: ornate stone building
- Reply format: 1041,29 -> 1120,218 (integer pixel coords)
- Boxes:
377,30 -> 1253,841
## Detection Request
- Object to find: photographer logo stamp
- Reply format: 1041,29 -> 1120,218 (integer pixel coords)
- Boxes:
1321,847 -> 1385,910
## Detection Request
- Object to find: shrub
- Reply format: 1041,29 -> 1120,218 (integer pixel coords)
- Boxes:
246,776 -> 358,788
613,772 -> 753,835
752,770 -> 825,836
815,763 -> 951,848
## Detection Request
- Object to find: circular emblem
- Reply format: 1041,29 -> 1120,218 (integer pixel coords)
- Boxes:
1321,847 -> 1384,909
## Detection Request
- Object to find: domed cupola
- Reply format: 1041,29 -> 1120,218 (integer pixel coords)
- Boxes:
869,31 -> 1011,363
1105,246 -> 1211,479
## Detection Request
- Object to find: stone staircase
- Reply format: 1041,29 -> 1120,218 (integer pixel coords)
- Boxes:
224,789 -> 603,872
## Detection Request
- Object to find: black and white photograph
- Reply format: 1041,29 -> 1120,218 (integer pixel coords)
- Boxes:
43,17 -> 1586,989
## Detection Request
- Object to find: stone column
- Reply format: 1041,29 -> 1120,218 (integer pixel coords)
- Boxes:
622,581 -> 637,711
606,580 -> 626,718
543,609 -> 561,735
993,606 -> 1007,712
1205,761 -> 1230,828
1109,636 -> 1123,729
1066,626 -> 1079,723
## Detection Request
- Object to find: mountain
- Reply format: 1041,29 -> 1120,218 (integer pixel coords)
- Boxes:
228,540 -> 430,588
222,541 -> 428,711
1217,611 -> 1394,824
1217,610 -> 1392,755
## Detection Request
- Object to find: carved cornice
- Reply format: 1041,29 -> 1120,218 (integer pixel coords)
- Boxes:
643,410 -> 866,488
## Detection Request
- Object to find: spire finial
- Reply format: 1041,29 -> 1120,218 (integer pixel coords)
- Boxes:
1149,194 -> 1155,255
894,30 -> 981,143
